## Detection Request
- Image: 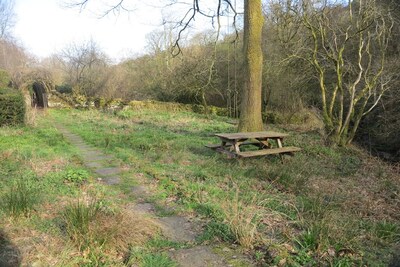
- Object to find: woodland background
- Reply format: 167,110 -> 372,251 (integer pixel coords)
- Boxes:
0,0 -> 399,160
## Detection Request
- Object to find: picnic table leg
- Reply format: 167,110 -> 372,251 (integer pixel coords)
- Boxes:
215,140 -> 237,158
275,138 -> 285,162
257,138 -> 270,149
233,141 -> 241,153
221,141 -> 227,148
220,140 -> 233,152
276,138 -> 283,148
233,139 -> 248,153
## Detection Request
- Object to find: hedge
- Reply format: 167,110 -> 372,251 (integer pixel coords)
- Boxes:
0,88 -> 25,126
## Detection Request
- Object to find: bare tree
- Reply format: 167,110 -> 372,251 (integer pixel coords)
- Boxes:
293,0 -> 394,146
0,0 -> 26,78
0,39 -> 28,73
59,39 -> 111,96
0,0 -> 15,39
146,29 -> 172,56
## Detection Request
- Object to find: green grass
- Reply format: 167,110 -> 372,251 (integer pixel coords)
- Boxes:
198,221 -> 236,243
1,108 -> 399,266
124,236 -> 185,267
49,108 -> 400,266
146,237 -> 188,250
0,112 -> 160,266
374,221 -> 400,242
2,176 -> 40,217
126,247 -> 177,267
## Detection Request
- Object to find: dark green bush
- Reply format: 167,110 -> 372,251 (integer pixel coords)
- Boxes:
55,84 -> 73,94
0,88 -> 25,126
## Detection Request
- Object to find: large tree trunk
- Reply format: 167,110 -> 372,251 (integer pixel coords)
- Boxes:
238,0 -> 264,132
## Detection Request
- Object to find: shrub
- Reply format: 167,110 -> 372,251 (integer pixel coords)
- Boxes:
264,111 -> 282,124
0,88 -> 25,126
55,84 -> 73,94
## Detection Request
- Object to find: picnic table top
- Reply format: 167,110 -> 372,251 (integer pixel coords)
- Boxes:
214,131 -> 289,140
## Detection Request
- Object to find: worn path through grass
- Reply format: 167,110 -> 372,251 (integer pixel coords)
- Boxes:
54,121 -> 254,267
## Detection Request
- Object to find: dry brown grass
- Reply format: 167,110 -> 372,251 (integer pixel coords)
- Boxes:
25,106 -> 37,127
2,218 -> 71,266
221,190 -> 262,250
273,107 -> 325,133
28,157 -> 68,177
90,208 -> 160,252
1,190 -> 160,266
305,154 -> 400,222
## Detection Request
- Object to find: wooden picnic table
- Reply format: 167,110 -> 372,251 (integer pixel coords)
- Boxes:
206,131 -> 301,158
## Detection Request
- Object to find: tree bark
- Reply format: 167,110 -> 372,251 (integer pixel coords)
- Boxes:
238,0 -> 264,132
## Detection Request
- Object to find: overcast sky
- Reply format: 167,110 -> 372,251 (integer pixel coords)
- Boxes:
12,0 -> 241,62
13,0 -> 166,61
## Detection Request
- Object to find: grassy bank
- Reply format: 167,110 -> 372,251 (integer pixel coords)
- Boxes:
50,108 -> 399,266
1,108 -> 399,266
0,111 -> 160,266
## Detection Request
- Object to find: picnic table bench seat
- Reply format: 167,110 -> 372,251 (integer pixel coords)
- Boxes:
206,131 -> 301,158
205,141 -> 262,149
236,146 -> 301,158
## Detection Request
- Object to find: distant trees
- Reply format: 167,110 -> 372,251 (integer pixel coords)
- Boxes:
59,40 -> 112,97
0,39 -> 28,77
0,0 -> 29,81
68,0 -> 265,131
47,0 -> 398,153
0,0 -> 15,38
120,30 -> 228,107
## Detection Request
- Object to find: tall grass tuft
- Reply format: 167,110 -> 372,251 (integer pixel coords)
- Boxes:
62,199 -> 160,254
2,178 -> 39,217
222,189 -> 261,249
62,199 -> 100,249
